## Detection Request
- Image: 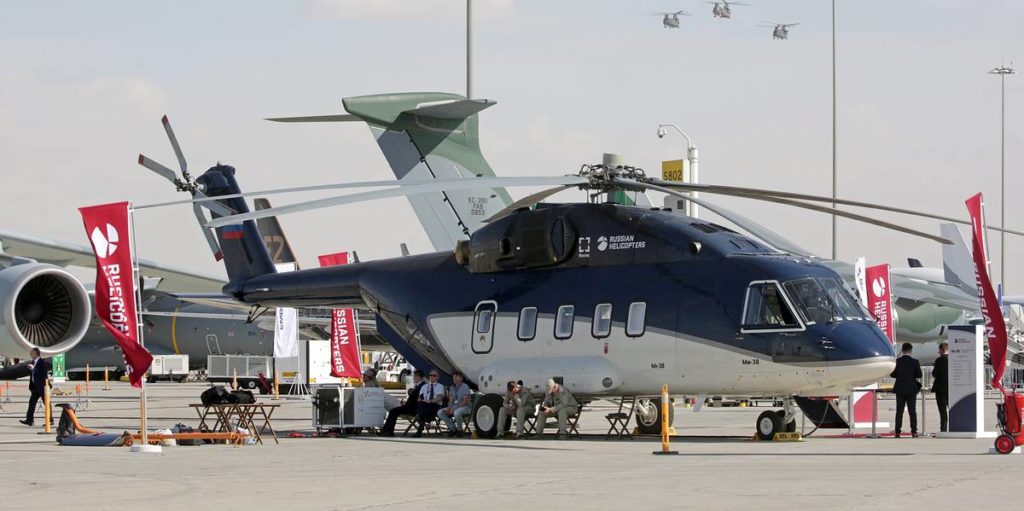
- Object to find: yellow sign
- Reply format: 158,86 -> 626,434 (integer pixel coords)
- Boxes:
662,159 -> 685,182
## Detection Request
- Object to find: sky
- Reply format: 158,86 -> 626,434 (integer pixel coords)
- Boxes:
0,0 -> 1021,289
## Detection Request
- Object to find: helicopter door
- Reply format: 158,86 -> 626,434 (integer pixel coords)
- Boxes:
471,301 -> 497,354
206,334 -> 222,355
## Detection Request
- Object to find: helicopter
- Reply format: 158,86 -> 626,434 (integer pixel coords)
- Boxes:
651,10 -> 691,28
706,1 -> 748,19
759,22 -> 799,40
137,98 -> 966,440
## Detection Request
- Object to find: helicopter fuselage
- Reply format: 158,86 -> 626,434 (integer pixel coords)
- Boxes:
229,202 -> 896,399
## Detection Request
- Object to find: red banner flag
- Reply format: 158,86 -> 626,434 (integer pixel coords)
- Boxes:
965,193 -> 1008,393
317,252 -> 362,379
865,264 -> 894,342
78,202 -> 153,388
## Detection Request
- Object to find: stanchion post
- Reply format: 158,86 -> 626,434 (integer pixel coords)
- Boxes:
273,370 -> 280,401
43,378 -> 52,433
868,389 -> 879,439
921,391 -> 927,436
232,368 -> 238,391
103,367 -> 110,391
652,384 -> 679,455
4,381 -> 9,402
86,364 -> 91,393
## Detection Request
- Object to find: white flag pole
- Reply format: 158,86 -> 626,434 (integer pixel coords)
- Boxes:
128,203 -> 159,453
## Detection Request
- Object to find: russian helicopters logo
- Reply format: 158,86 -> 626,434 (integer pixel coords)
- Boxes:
90,224 -> 120,259
871,277 -> 886,298
597,236 -> 609,251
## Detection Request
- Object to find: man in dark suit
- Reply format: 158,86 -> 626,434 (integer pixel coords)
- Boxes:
378,369 -> 425,437
931,342 -> 949,433
20,348 -> 48,427
891,342 -> 923,437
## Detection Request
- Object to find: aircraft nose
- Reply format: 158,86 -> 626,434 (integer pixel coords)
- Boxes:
825,321 -> 897,388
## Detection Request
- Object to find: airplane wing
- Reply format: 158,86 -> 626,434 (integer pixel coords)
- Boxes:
824,260 -> 981,311
0,229 -> 225,293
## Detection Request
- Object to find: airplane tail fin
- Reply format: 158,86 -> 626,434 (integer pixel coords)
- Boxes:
195,165 -> 277,287
940,223 -> 978,296
254,198 -> 299,267
270,92 -> 513,251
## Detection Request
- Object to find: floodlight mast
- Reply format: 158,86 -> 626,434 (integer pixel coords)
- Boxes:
657,124 -> 699,218
989,64 -> 1015,288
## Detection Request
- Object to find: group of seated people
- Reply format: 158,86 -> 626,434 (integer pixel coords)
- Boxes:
377,369 -> 579,440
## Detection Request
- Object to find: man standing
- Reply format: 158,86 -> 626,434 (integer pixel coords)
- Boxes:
438,371 -> 472,437
413,369 -> 446,437
497,380 -> 536,439
931,342 -> 949,433
534,378 -> 578,440
891,343 -> 923,438
20,348 -> 47,427
379,369 -> 425,437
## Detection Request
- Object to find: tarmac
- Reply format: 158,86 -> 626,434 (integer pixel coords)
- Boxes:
0,381 -> 1018,511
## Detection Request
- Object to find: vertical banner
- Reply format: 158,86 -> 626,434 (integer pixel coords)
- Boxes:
318,252 -> 363,379
865,264 -> 894,342
854,257 -> 867,304
942,325 -> 995,438
273,263 -> 299,359
965,193 -> 1009,392
79,202 -> 153,388
51,353 -> 66,384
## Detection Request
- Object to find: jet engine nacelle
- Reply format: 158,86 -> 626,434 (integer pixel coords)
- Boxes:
0,264 -> 92,356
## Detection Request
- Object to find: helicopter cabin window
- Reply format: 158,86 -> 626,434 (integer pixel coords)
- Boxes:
626,302 -> 647,337
592,303 -> 612,338
555,305 -> 575,339
518,307 -> 538,341
741,282 -> 802,332
475,303 -> 497,334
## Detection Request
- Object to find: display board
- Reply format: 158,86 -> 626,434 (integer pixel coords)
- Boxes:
941,325 -> 996,438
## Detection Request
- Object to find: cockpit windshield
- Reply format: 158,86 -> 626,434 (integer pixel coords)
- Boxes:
783,277 -> 868,324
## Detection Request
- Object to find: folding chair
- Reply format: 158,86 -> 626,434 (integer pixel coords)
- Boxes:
565,404 -> 585,439
605,396 -> 637,440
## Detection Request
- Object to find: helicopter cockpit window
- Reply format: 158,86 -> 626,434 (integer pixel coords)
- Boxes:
817,277 -> 868,321
782,278 -> 831,325
741,281 -> 802,332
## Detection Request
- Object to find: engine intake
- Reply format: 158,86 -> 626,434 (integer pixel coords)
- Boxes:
0,264 -> 91,356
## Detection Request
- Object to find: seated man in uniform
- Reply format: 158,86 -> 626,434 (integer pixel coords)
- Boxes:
497,380 -> 535,439
534,378 -> 578,440
438,370 -> 473,437
413,369 -> 446,437
378,369 -> 425,437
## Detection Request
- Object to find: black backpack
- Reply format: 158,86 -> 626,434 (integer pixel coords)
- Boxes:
201,385 -> 231,406
231,389 -> 255,404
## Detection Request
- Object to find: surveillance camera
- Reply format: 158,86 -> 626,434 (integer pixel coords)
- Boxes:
657,127 -> 667,138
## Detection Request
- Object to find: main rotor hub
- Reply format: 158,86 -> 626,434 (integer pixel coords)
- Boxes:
578,163 -> 648,192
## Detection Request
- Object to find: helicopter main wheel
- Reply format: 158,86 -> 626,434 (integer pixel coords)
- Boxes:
635,398 -> 676,435
472,393 -> 503,439
757,410 -> 783,440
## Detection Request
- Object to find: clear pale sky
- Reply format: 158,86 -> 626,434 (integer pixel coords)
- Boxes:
0,1 -> 1021,288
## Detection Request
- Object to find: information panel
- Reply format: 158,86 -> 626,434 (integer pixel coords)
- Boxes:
941,325 -> 995,438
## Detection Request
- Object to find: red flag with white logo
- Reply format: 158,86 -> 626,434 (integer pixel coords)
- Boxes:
865,264 -> 894,342
317,252 -> 362,379
78,202 -> 153,388
965,193 -> 1008,393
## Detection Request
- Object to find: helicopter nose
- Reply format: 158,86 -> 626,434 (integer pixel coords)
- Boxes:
824,321 -> 896,388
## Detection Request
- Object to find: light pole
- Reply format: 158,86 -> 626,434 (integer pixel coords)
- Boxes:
831,0 -> 838,260
990,64 -> 1015,287
466,0 -> 473,98
657,124 -> 699,218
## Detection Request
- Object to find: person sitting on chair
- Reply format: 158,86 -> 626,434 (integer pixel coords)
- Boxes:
438,370 -> 472,437
413,369 -> 446,437
379,369 -> 425,437
534,378 -> 578,440
497,380 -> 535,439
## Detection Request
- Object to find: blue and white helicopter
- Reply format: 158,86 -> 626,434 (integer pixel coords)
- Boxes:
140,110 -> 954,439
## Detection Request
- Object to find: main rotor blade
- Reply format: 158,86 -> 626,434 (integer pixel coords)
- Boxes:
191,188 -> 237,217
138,154 -> 179,184
618,178 -> 952,245
648,178 -> 1024,237
161,115 -> 188,176
191,203 -> 223,261
205,175 -> 587,228
266,114 -> 360,123
484,185 -> 579,223
674,193 -> 816,256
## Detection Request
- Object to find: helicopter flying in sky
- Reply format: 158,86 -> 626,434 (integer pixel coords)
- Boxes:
137,95 -> 975,440
651,10 -> 691,28
706,1 -> 748,19
759,22 -> 800,40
